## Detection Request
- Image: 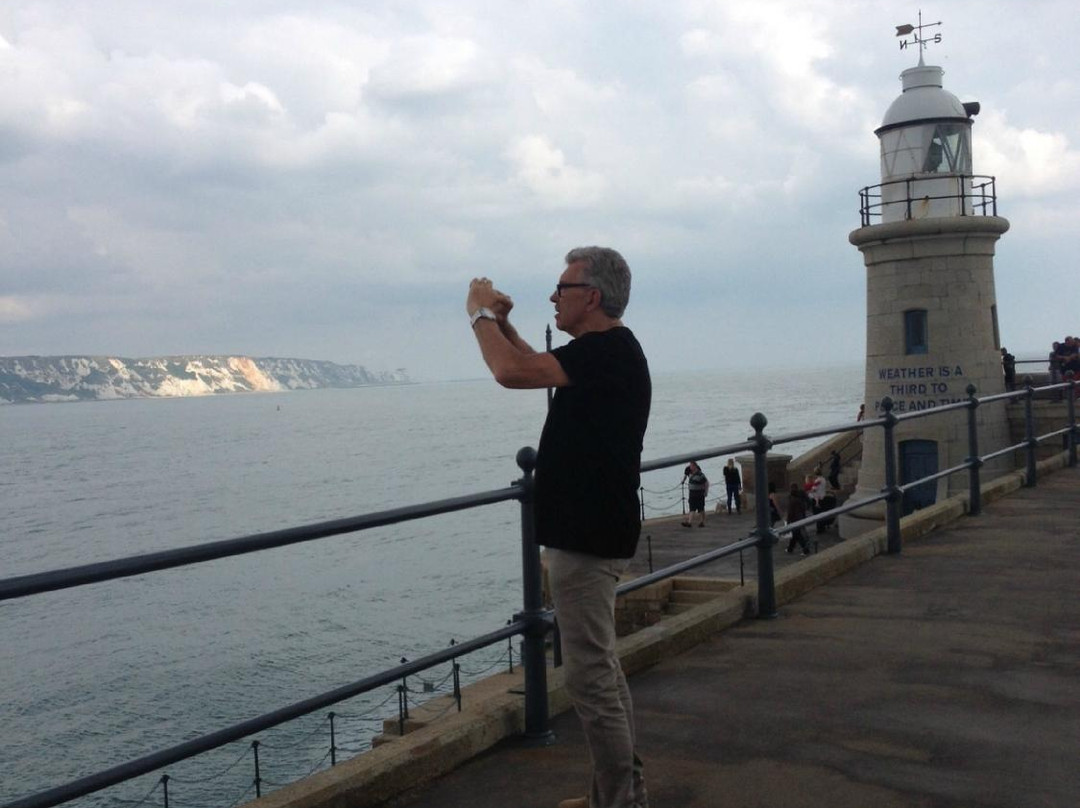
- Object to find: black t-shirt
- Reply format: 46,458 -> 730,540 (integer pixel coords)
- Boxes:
534,327 -> 651,558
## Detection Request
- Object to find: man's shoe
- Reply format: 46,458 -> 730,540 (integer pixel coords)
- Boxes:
557,798 -> 588,808
681,521 -> 691,527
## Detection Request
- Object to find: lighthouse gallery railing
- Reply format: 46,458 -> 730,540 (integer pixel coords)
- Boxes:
858,173 -> 998,226
1,375 -> 1076,808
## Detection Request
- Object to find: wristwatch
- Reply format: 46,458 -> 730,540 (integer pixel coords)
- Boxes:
469,307 -> 497,327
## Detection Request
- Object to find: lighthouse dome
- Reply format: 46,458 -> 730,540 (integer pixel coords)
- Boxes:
879,64 -> 967,131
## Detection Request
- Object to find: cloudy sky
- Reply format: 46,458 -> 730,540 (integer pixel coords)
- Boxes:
2,1 -> 1077,381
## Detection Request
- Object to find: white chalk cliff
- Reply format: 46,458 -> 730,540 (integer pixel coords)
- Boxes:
0,356 -> 410,404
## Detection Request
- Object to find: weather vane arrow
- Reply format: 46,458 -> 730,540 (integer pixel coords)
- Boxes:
896,10 -> 942,58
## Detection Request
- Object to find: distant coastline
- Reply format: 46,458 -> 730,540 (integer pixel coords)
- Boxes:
0,355 -> 411,405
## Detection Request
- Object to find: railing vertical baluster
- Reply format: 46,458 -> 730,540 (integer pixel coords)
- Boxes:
400,660 -> 409,720
646,534 -> 653,574
514,446 -> 554,743
251,741 -> 261,799
680,479 -> 686,515
881,397 -> 902,555
1066,371 -> 1077,468
639,486 -> 645,521
750,413 -> 777,619
328,712 -> 337,767
965,383 -> 982,516
1024,377 -> 1037,487
397,685 -> 406,736
160,774 -> 169,808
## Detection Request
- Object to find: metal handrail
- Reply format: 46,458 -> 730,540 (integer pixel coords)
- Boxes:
3,374 -> 1077,808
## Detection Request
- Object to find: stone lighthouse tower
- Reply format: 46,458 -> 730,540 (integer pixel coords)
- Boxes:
840,40 -> 1011,537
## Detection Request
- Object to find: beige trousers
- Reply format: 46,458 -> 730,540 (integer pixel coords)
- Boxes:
547,549 -> 648,808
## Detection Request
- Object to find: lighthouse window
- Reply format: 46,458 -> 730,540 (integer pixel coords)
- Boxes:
905,309 -> 928,355
923,124 -> 971,174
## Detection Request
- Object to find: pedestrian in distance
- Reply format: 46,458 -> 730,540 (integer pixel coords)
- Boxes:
722,458 -> 742,515
681,461 -> 709,527
785,483 -> 812,556
827,449 -> 842,490
466,246 -> 651,808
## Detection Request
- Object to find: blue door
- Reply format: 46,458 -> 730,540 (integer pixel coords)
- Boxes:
899,440 -> 938,515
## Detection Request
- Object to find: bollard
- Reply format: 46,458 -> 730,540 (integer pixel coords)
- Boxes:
965,383 -> 982,516
881,397 -> 902,555
750,413 -> 777,619
514,447 -> 554,744
1023,377 -> 1037,487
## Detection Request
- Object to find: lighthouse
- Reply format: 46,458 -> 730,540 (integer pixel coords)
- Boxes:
840,30 -> 1012,538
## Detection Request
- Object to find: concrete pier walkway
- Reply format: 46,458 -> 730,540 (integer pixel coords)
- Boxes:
387,467 -> 1080,808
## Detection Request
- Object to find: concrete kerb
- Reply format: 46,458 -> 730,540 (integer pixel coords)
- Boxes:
240,451 -> 1074,808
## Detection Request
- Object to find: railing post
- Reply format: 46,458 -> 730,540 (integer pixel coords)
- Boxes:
750,413 -> 777,619
160,774 -> 169,808
639,486 -> 645,521
965,383 -> 982,516
1024,376 -> 1037,487
1066,371 -> 1077,468
881,397 -> 902,555
514,446 -> 554,744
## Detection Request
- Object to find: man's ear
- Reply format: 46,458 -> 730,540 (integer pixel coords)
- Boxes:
585,287 -> 603,312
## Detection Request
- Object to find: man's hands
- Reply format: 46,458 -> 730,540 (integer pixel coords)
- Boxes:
467,278 -> 513,324
465,276 -> 568,389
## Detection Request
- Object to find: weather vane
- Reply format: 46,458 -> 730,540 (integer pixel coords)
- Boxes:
896,10 -> 942,60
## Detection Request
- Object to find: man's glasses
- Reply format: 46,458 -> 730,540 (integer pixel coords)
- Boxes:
555,283 -> 593,298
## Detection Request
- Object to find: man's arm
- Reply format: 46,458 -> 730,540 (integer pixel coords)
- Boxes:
467,278 -> 571,390
473,319 -> 570,389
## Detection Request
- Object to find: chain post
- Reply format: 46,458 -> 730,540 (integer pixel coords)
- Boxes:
750,413 -> 777,619
328,712 -> 337,767
1066,371 -> 1077,467
161,774 -> 169,808
397,684 -> 406,736
881,397 -> 902,554
514,446 -> 554,744
453,662 -> 462,711
251,741 -> 261,799
680,479 -> 686,515
639,486 -> 645,521
1024,377 -> 1037,486
399,658 -> 409,719
965,383 -> 982,516
647,534 -> 653,573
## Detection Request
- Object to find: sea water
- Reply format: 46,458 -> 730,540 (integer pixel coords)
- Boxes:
0,365 -> 862,808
